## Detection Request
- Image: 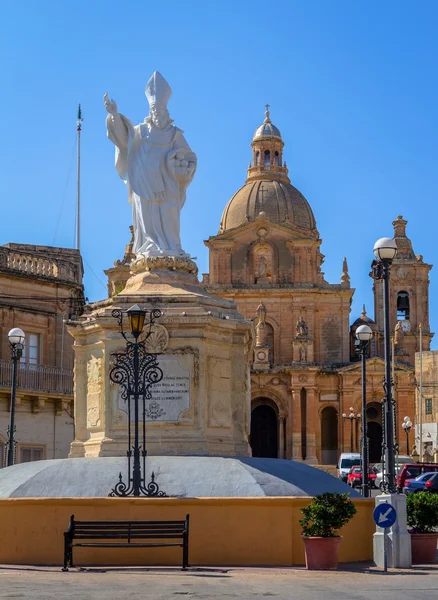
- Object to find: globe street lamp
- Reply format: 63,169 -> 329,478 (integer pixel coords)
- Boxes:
372,236 -> 397,493
402,416 -> 412,456
109,305 -> 166,497
7,328 -> 25,467
342,407 -> 360,453
356,323 -> 373,498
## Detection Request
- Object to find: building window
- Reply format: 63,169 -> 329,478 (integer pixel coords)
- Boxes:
425,398 -> 433,415
255,151 -> 260,165
20,446 -> 44,463
274,150 -> 280,165
20,333 -> 41,365
264,150 -> 270,165
397,291 -> 410,321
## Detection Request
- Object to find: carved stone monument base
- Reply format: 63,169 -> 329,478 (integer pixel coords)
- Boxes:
68,265 -> 252,458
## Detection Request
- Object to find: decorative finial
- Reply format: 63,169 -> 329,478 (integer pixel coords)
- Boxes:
341,257 -> 350,287
264,104 -> 271,123
361,304 -> 367,317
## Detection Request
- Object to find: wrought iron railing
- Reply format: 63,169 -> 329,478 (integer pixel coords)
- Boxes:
0,360 -> 73,395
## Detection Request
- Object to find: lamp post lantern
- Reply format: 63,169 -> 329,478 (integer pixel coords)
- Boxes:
355,323 -> 373,498
109,305 -> 166,497
372,236 -> 397,493
342,407 -> 360,453
7,328 -> 25,467
402,416 -> 412,456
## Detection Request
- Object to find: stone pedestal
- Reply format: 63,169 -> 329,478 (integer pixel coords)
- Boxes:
373,493 -> 412,568
68,259 -> 252,458
253,345 -> 270,370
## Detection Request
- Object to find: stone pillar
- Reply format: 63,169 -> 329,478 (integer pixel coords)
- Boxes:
278,416 -> 285,458
291,387 -> 302,461
305,387 -> 318,464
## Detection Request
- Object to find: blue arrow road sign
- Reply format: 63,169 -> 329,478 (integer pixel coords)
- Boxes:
373,503 -> 397,528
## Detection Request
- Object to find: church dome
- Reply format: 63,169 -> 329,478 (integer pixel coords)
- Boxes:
253,104 -> 282,140
253,121 -> 282,139
220,179 -> 316,232
220,107 -> 317,233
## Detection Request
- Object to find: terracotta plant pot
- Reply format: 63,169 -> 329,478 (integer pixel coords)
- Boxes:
302,536 -> 342,570
410,533 -> 438,564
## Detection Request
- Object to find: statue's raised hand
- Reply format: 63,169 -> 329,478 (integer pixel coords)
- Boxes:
104,93 -> 118,116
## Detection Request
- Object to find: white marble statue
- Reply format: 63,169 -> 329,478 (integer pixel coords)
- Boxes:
104,72 -> 197,258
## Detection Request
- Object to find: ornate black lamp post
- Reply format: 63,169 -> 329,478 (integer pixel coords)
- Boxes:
402,416 -> 412,456
109,304 -> 166,497
372,237 -> 398,493
355,324 -> 373,498
342,407 -> 360,453
6,328 -> 25,467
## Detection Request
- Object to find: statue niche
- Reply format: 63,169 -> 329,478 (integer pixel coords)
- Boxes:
253,244 -> 274,284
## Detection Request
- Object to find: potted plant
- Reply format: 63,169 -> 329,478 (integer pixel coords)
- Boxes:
300,492 -> 357,570
406,491 -> 438,564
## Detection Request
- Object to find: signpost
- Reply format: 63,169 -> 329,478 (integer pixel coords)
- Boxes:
373,503 -> 397,572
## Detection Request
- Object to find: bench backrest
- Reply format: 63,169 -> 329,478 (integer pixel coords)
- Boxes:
67,517 -> 188,540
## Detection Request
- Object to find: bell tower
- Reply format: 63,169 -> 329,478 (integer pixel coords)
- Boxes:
372,215 -> 433,364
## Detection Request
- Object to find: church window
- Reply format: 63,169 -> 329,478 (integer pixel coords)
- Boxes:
255,151 -> 260,165
274,151 -> 280,165
397,291 -> 410,321
264,150 -> 271,165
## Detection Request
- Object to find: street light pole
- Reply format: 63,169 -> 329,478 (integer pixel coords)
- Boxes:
356,324 -> 373,498
6,328 -> 25,467
342,408 -> 360,453
402,416 -> 412,456
109,305 -> 166,497
372,237 -> 398,494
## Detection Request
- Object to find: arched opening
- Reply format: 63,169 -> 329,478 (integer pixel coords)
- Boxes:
274,150 -> 280,165
368,422 -> 383,463
250,403 -> 278,458
255,151 -> 260,166
264,149 -> 271,165
366,401 -> 383,463
397,291 -> 410,321
266,323 -> 274,363
321,407 -> 338,465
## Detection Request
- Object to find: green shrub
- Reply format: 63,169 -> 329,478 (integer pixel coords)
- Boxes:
300,492 -> 357,538
406,491 -> 438,534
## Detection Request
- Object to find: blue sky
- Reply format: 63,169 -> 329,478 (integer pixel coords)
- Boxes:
1,1 -> 437,346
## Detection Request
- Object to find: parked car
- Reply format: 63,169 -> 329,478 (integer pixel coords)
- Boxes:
403,472 -> 438,495
337,453 -> 361,483
347,466 -> 377,488
374,458 -> 423,491
397,463 -> 438,492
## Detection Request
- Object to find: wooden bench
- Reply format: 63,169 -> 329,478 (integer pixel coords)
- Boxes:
62,514 -> 190,571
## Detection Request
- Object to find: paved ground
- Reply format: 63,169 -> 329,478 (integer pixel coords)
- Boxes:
0,564 -> 437,600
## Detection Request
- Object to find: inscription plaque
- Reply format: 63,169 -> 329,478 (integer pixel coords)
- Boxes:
117,355 -> 190,422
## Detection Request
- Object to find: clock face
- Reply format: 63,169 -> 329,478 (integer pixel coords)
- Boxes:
257,351 -> 266,361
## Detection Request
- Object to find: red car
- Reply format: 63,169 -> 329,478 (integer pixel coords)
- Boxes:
347,466 -> 377,488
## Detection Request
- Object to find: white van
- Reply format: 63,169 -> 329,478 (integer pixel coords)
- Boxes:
337,453 -> 361,482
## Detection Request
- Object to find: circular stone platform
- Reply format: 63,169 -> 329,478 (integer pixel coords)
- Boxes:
0,456 -> 359,498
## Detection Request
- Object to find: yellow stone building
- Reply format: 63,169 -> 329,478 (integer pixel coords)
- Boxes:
204,108 -> 433,464
0,243 -> 84,466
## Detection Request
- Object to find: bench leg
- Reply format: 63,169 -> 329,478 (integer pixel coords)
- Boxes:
182,536 -> 189,570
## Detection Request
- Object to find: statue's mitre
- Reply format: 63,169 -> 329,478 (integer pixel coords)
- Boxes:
145,71 -> 172,109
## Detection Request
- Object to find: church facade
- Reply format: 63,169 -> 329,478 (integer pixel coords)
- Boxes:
204,108 -> 432,464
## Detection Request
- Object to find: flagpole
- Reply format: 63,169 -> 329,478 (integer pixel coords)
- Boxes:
76,104 -> 83,251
